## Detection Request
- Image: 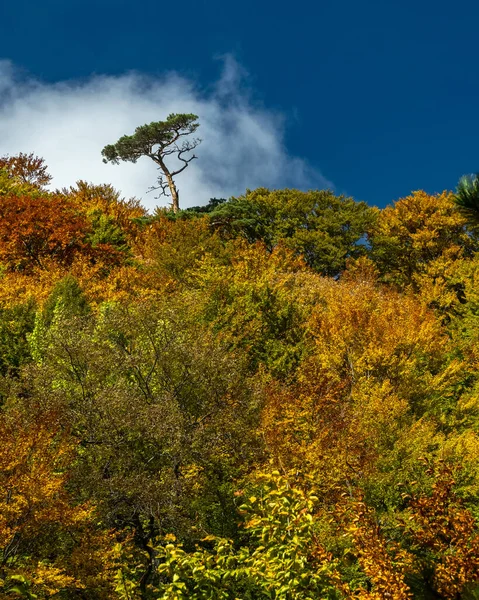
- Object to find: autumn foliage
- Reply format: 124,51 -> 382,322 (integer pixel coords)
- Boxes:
0,194 -> 90,270
0,152 -> 52,188
1,153 -> 479,597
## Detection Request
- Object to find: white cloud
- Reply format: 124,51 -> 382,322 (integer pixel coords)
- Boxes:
0,57 -> 332,210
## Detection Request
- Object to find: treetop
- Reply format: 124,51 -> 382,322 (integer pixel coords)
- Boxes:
101,113 -> 200,164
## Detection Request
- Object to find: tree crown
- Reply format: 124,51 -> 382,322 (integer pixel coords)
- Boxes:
454,172 -> 479,227
101,113 -> 200,164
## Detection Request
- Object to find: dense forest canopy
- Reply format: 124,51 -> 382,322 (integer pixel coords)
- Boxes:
1,150 -> 479,598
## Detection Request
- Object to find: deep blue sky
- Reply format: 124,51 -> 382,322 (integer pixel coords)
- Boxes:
1,0 -> 478,207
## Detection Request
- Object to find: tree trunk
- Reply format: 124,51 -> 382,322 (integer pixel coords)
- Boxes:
154,156 -> 181,213
165,171 -> 180,213
170,184 -> 180,213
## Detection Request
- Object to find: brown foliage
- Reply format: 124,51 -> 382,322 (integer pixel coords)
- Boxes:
407,463 -> 479,597
0,193 -> 129,273
0,194 -> 89,271
0,153 -> 52,188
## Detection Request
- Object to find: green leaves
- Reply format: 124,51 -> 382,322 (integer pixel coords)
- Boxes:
138,472 -> 343,600
24,298 -> 262,549
209,188 -> 376,276
454,172 -> 479,227
101,114 -> 200,164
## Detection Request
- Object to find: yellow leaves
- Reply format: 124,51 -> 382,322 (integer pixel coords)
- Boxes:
377,189 -> 466,240
0,258 -> 164,313
1,184 -> 479,596
350,380 -> 408,437
0,406 -> 120,598
413,249 -> 466,313
0,408 -> 76,547
30,563 -> 78,596
261,272 -> 462,500
307,276 -> 445,375
370,190 -> 473,289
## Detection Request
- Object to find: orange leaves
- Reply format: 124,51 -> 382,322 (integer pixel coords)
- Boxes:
406,464 -> 479,597
0,152 -> 52,188
0,406 -> 120,597
0,407 -> 85,595
332,464 -> 479,598
0,193 -> 89,271
1,178 -> 479,596
0,182 -> 139,276
0,186 -> 154,309
304,277 -> 451,411
339,498 -> 414,599
261,275 -> 460,498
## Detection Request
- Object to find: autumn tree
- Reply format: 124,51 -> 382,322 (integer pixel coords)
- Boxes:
261,270 -> 467,507
0,152 -> 52,189
0,405 -> 117,598
0,189 -> 134,274
101,114 -> 201,213
369,190 -> 476,289
405,463 -> 479,597
0,194 -> 89,271
62,180 -> 147,251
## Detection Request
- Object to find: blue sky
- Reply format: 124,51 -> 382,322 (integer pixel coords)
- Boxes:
0,0 -> 478,208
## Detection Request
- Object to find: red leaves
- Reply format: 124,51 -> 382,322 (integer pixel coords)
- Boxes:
0,194 -> 125,272
0,194 -> 88,270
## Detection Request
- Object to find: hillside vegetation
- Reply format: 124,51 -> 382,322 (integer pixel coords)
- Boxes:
1,154 -> 479,598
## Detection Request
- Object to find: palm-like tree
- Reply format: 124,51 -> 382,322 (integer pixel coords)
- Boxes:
454,173 -> 479,227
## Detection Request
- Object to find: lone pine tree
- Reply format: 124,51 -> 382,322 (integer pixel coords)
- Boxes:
101,114 -> 200,213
